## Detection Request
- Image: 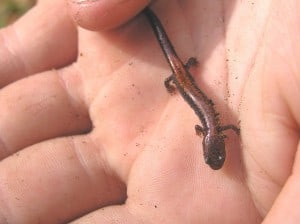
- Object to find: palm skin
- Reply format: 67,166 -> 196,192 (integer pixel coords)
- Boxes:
0,0 -> 299,223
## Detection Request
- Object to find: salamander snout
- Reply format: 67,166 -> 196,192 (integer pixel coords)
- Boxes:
202,135 -> 226,170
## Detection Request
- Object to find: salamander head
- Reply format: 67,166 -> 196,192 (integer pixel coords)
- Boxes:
202,134 -> 226,170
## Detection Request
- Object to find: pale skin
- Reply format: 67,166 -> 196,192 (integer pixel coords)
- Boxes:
0,0 -> 299,223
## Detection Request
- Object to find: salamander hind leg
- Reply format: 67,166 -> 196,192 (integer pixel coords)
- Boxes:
218,125 -> 240,135
185,57 -> 198,70
164,75 -> 177,94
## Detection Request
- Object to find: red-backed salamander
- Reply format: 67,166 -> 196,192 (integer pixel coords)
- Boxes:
144,7 -> 240,170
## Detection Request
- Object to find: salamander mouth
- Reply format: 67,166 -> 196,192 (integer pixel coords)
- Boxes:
205,156 -> 225,170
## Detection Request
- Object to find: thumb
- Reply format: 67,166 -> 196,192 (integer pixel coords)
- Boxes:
67,0 -> 150,30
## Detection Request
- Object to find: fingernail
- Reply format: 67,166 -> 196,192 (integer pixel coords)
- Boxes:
71,0 -> 99,5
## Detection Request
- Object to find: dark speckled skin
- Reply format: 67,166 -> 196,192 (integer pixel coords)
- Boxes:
144,7 -> 239,170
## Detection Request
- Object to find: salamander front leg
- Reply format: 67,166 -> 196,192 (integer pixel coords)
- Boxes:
164,75 -> 177,94
195,124 -> 207,136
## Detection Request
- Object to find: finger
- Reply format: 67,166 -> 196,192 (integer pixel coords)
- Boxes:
0,67 -> 91,159
262,145 -> 300,224
0,135 -> 126,224
67,0 -> 150,30
241,0 -> 300,216
0,0 -> 77,87
70,206 -> 140,224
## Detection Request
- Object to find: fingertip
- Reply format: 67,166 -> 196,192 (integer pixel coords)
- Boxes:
67,0 -> 150,30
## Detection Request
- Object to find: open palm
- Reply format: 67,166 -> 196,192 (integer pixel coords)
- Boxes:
0,0 -> 299,223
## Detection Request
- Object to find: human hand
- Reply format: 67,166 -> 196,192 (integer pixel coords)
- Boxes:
0,0 -> 299,223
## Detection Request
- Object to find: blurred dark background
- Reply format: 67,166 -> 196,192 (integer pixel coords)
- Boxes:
0,0 -> 36,27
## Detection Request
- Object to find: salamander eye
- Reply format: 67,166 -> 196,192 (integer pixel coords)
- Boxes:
203,135 -> 226,170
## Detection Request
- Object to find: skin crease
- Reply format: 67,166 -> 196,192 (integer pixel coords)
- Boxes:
0,0 -> 299,223
0,0 -> 78,86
